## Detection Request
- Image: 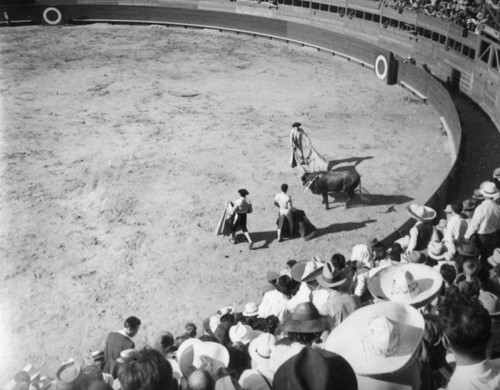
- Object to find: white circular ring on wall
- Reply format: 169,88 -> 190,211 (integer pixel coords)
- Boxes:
42,7 -> 62,25
375,55 -> 388,80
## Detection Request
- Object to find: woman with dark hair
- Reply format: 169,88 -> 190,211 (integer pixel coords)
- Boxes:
230,189 -> 254,249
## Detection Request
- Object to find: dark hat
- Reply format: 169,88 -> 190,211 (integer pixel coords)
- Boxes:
456,239 -> 480,259
238,188 -> 249,197
272,347 -> 357,390
292,122 -> 302,128
281,302 -> 330,333
214,321 -> 233,345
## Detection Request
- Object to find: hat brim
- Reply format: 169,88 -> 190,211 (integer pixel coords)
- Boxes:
406,205 -> 436,221
427,251 -> 448,260
480,189 -> 500,198
291,261 -> 324,282
324,301 -> 424,376
367,264 -> 443,308
488,254 -> 500,268
243,311 -> 259,317
317,275 -> 347,289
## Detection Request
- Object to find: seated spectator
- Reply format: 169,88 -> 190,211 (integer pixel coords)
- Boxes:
238,333 -> 276,390
350,243 -> 374,303
270,302 -> 329,373
118,348 -> 174,390
438,292 -> 500,389
397,204 -> 438,254
272,347 -> 357,390
287,260 -> 328,313
155,332 -> 182,385
316,259 -> 359,329
185,323 -> 198,339
103,316 -> 141,378
324,301 -> 426,389
455,257 -> 481,298
258,274 -> 298,321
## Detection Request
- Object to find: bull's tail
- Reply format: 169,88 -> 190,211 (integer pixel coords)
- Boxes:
358,178 -> 371,204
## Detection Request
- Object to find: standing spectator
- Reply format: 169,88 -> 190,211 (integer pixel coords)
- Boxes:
464,181 -> 500,265
438,293 -> 500,389
230,189 -> 254,249
274,184 -> 293,242
258,274 -> 297,321
442,200 -> 468,256
400,204 -> 438,254
103,316 -> 141,378
287,260 -> 328,313
350,244 -> 373,304
118,348 -> 174,390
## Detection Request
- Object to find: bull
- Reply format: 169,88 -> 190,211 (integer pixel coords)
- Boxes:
301,170 -> 362,209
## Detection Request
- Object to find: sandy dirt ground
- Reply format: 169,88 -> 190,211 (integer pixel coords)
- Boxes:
0,24 -> 451,381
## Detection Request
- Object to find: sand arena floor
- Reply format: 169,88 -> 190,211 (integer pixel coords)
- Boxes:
0,24 -> 451,380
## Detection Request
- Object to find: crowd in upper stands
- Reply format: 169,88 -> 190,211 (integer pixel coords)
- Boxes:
4,167 -> 500,390
383,0 -> 489,32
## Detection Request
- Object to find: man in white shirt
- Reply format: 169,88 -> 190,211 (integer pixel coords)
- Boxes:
274,183 -> 293,242
443,201 -> 468,257
439,293 -> 500,390
464,181 -> 500,264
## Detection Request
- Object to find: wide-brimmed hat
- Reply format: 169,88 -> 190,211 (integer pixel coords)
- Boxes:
238,189 -> 249,197
243,302 -> 259,317
406,204 -> 436,222
324,301 -> 425,376
479,290 -> 500,316
479,181 -> 500,199
248,333 -> 276,367
368,263 -> 443,308
281,302 -> 330,333
272,347 -> 357,390
494,168 -> 500,179
116,349 -> 135,364
489,248 -> 500,268
292,122 -> 302,128
316,261 -> 347,289
291,260 -> 324,283
177,338 -> 203,378
427,241 -> 448,260
229,322 -> 259,345
56,360 -> 83,390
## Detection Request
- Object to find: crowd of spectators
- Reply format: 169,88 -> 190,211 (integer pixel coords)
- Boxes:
4,167 -> 500,390
383,0 -> 489,33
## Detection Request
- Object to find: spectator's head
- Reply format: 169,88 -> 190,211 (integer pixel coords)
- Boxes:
272,347 -> 357,390
248,333 -> 276,370
265,315 -> 280,335
281,183 -> 288,193
185,323 -> 197,338
229,322 -> 259,346
274,274 -> 299,298
330,253 -> 346,270
242,302 -> 259,318
187,370 -> 215,390
439,293 -> 491,363
238,188 -> 249,197
155,331 -> 176,357
81,365 -> 104,390
292,122 -> 302,128
118,348 -> 173,390
124,316 -> 141,337
439,263 -> 457,287
316,260 -> 348,292
456,239 -> 480,265
350,244 -> 373,269
449,200 -> 463,215
493,167 -> 500,179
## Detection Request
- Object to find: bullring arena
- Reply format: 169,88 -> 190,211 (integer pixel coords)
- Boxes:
0,0 -> 499,386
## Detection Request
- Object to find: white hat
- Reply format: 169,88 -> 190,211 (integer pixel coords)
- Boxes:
243,302 -> 259,317
291,260 -> 324,282
193,341 -> 230,369
489,248 -> 500,268
427,241 -> 448,260
229,322 -> 259,345
406,204 -> 436,222
248,333 -> 276,368
479,290 -> 500,316
367,264 -> 443,308
479,181 -> 500,199
116,349 -> 135,363
324,301 -> 424,376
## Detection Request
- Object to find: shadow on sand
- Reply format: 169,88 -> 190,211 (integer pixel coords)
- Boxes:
313,219 -> 378,239
324,192 -> 414,209
233,230 -> 281,250
327,156 -> 374,171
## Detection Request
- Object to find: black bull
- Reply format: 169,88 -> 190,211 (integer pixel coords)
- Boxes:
301,170 -> 361,209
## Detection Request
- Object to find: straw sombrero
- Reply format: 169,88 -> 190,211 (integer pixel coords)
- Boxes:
316,261 -> 347,289
406,204 -> 436,222
324,301 -> 425,376
291,260 -> 324,283
479,181 -> 500,199
367,263 -> 443,308
479,290 -> 500,316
